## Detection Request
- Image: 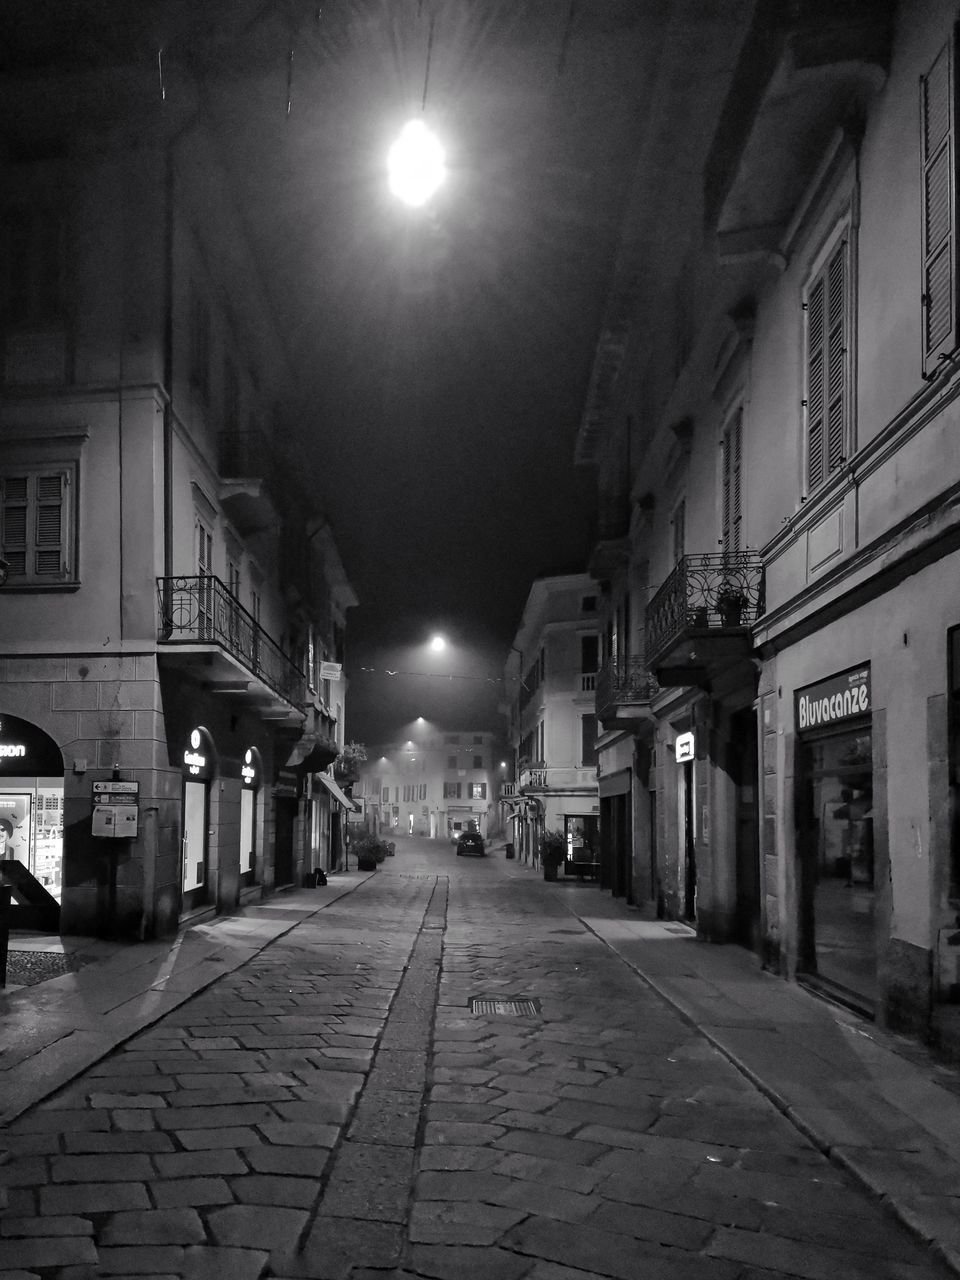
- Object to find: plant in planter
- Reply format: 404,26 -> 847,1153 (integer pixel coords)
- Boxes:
715,579 -> 747,627
334,740 -> 368,787
539,829 -> 567,882
351,832 -> 389,872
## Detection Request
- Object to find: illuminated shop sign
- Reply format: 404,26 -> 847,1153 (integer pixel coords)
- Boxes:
795,665 -> 871,734
0,714 -> 64,774
675,732 -> 695,762
241,748 -> 259,787
182,727 -> 215,780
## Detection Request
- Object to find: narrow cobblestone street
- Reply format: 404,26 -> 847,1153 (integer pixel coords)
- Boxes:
1,838 -> 956,1279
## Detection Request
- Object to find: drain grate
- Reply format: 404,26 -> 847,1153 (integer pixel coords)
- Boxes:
470,996 -> 541,1016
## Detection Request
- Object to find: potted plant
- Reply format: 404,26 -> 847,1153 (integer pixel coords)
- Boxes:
715,579 -> 747,627
334,740 -> 368,787
352,833 -> 388,872
539,829 -> 567,882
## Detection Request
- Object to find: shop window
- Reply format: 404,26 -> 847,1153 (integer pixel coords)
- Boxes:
803,225 -> 853,495
0,464 -> 77,586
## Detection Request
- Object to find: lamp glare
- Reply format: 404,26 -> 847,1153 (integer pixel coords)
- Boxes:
389,119 -> 446,207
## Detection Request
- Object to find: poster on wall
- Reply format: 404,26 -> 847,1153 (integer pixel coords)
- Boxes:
0,793 -> 32,866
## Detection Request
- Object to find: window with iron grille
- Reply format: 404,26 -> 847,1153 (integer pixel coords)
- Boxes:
0,465 -> 75,585
921,30 -> 959,377
803,228 -> 852,495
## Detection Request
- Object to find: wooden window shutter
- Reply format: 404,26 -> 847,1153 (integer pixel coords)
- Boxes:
34,472 -> 65,577
825,241 -> 847,477
2,476 -> 29,575
921,32 -> 959,375
806,273 -> 826,491
722,410 -> 743,557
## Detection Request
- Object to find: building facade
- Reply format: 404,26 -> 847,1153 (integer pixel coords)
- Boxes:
503,575 -> 600,872
356,730 -> 503,841
578,0 -> 960,1048
0,66 -> 356,937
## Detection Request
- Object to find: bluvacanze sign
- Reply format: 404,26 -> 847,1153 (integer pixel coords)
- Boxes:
795,665 -> 870,733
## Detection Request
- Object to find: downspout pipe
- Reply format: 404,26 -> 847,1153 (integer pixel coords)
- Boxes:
162,109 -> 200,596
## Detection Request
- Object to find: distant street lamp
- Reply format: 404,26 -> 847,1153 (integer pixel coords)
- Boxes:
388,119 -> 446,207
429,634 -> 447,653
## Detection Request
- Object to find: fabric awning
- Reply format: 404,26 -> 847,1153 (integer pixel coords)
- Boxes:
317,773 -> 358,811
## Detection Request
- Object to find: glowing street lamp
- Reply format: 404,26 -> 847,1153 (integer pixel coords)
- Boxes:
388,119 -> 446,207
429,634 -> 447,653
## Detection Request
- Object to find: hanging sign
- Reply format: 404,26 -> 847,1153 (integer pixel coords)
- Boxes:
795,665 -> 871,734
675,732 -> 695,762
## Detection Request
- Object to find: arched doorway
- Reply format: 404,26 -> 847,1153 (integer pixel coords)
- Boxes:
240,747 -> 262,888
181,726 -> 217,912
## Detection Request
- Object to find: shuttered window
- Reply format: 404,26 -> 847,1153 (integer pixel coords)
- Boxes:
721,409 -> 742,557
921,32 -> 959,376
804,235 -> 850,495
0,467 -> 73,584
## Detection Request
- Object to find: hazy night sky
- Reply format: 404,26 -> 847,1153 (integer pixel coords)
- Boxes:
18,0 -> 665,745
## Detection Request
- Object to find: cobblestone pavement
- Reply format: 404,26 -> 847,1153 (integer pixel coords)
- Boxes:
0,840 -> 954,1279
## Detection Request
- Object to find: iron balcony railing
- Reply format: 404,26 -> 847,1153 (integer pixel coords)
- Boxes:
157,575 -> 305,708
645,551 -> 765,665
595,656 -> 659,721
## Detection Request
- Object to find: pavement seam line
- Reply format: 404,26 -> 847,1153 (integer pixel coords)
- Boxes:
290,875 -> 442,1262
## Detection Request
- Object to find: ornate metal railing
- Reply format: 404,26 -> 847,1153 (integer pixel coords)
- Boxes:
157,576 -> 305,708
645,552 -> 765,664
596,656 -> 659,720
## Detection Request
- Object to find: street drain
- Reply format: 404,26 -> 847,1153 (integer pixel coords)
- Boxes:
470,997 -> 541,1016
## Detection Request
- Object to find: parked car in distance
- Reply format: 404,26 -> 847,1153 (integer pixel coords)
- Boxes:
455,831 -> 485,857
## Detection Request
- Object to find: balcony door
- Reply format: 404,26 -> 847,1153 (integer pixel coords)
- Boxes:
196,516 -> 214,640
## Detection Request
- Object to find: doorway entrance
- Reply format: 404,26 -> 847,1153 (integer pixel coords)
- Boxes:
730,707 -> 761,949
275,796 -> 297,885
799,724 -> 875,1010
680,760 -> 696,921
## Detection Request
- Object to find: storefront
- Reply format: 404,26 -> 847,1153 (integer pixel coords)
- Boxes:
795,665 -> 874,1011
0,713 -> 65,898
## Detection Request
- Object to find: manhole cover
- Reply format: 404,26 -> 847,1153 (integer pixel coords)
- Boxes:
470,997 -> 541,1016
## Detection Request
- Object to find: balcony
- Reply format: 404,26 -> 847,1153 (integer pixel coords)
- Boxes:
218,429 -> 281,535
645,552 -> 764,687
157,576 -> 306,725
519,764 -> 597,793
595,657 -> 659,731
706,0 -> 894,262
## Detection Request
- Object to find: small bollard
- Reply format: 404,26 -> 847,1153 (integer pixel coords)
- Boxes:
0,884 -> 11,987
505,842 -> 515,860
